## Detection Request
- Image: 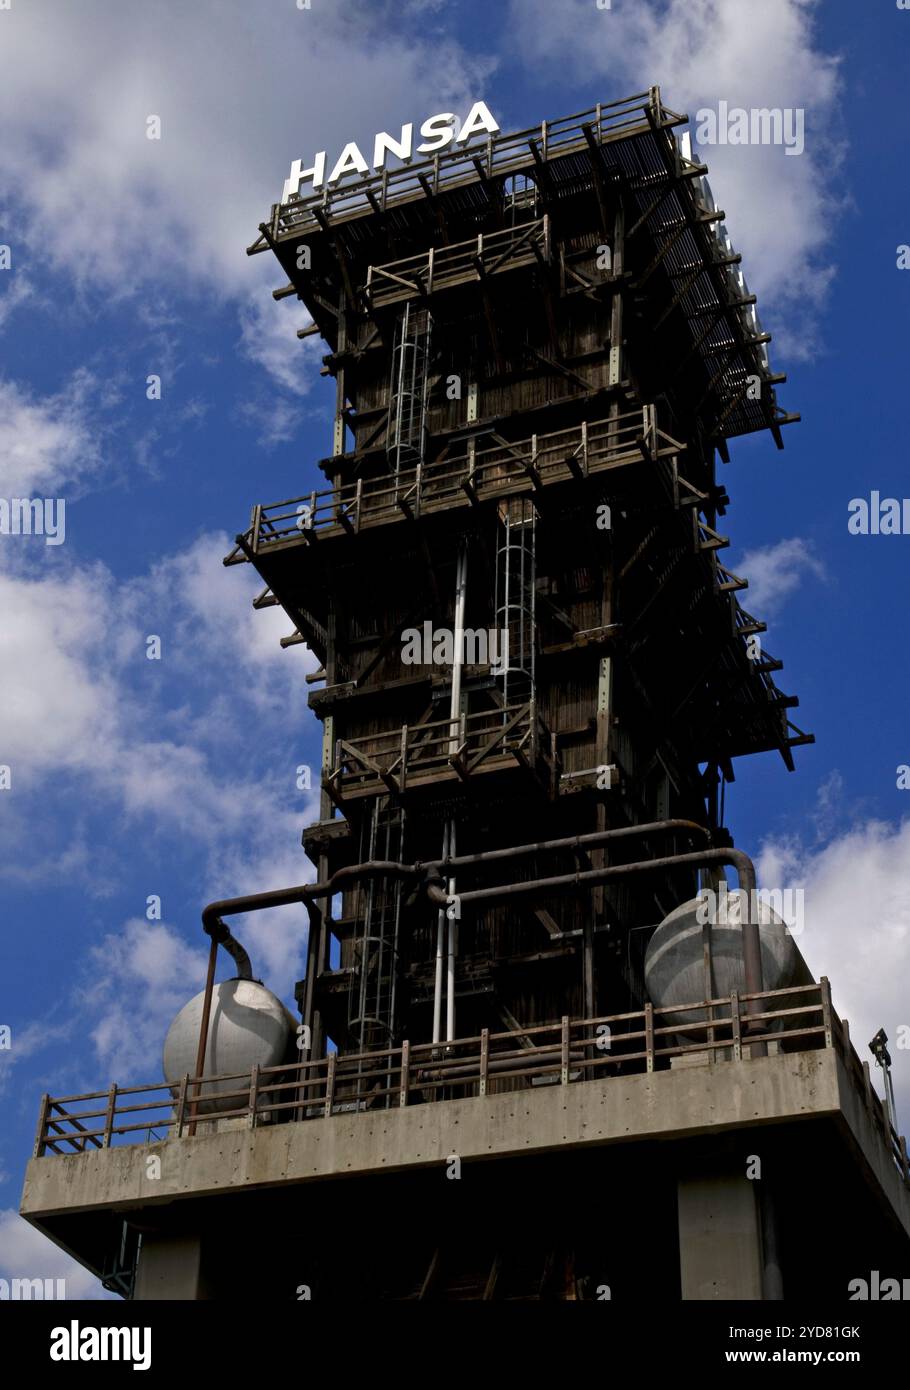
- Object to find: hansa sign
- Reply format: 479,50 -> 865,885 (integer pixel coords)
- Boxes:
282,101 -> 500,201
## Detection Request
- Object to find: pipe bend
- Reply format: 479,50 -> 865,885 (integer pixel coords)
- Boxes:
204,918 -> 253,981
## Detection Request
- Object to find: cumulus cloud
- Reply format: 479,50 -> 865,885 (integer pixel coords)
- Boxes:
0,1022 -> 69,1100
757,810 -> 910,1126
84,919 -> 207,1078
0,373 -> 105,496
0,274 -> 34,333
508,0 -> 844,357
0,535 -> 320,895
736,536 -> 827,617
237,294 -> 322,397
0,0 -> 493,296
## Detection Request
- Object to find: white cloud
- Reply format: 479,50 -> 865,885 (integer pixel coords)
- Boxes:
0,536 -> 320,893
0,3 -> 493,404
0,274 -> 34,332
736,536 -> 827,616
0,1210 -> 109,1300
0,1022 -> 70,1099
509,0 -> 844,356
0,0 -> 493,297
758,812 -> 910,1127
238,294 -> 322,396
84,919 -> 207,1079
0,373 -> 104,496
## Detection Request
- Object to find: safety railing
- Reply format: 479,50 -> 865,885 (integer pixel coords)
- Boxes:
228,407 -> 672,564
32,980 -> 910,1194
269,90 -> 680,235
364,217 -> 550,308
327,701 -> 549,800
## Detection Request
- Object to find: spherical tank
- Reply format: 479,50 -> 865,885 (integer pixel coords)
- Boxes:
644,894 -> 799,1037
163,978 -> 297,1115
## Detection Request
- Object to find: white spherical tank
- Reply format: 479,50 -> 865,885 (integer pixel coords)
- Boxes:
163,979 -> 297,1115
644,893 -> 800,1038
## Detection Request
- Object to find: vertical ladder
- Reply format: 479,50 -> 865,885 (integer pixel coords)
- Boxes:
348,802 -> 406,1067
494,497 -> 537,715
388,303 -> 432,473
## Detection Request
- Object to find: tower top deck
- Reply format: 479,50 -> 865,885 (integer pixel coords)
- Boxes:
249,87 -> 796,448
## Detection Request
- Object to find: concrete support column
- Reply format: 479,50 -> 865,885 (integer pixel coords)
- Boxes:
677,1172 -> 763,1300
134,1233 -> 207,1301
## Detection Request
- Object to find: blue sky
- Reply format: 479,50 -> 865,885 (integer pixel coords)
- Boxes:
1,0 -> 908,1294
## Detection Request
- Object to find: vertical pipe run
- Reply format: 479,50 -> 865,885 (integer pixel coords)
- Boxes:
188,931 -> 220,1136
449,541 -> 468,755
441,539 -> 468,1046
446,821 -> 457,1044
432,821 -> 449,1046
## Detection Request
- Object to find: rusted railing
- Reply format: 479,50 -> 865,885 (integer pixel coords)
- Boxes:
270,90 -> 680,236
31,980 -> 910,1191
364,217 -> 550,308
227,407 -> 672,565
327,701 -> 549,800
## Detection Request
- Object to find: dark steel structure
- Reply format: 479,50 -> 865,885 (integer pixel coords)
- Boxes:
227,87 -> 809,1066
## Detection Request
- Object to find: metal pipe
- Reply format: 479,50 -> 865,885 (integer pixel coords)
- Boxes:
446,821 -> 457,1043
188,931 -> 220,1137
189,921 -> 252,1136
201,823 -> 707,935
195,861 -> 424,1120
201,859 -> 422,932
216,925 -> 253,981
425,818 -> 709,876
438,540 -> 467,1046
432,822 -> 449,1045
449,542 -> 468,755
194,822 -> 758,1097
198,822 -> 711,1045
423,845 -> 766,1052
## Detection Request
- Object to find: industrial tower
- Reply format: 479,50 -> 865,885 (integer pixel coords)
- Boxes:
21,90 -> 910,1302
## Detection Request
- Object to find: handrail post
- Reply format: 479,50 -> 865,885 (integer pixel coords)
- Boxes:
324,1053 -> 337,1118
479,1028 -> 489,1098
103,1084 -> 118,1149
730,991 -> 742,1061
174,1074 -> 190,1138
248,1064 -> 260,1130
644,1003 -> 655,1073
560,1015 -> 570,1085
900,1136 -> 909,1185
33,1094 -> 50,1159
399,1041 -> 410,1108
819,977 -> 833,1048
